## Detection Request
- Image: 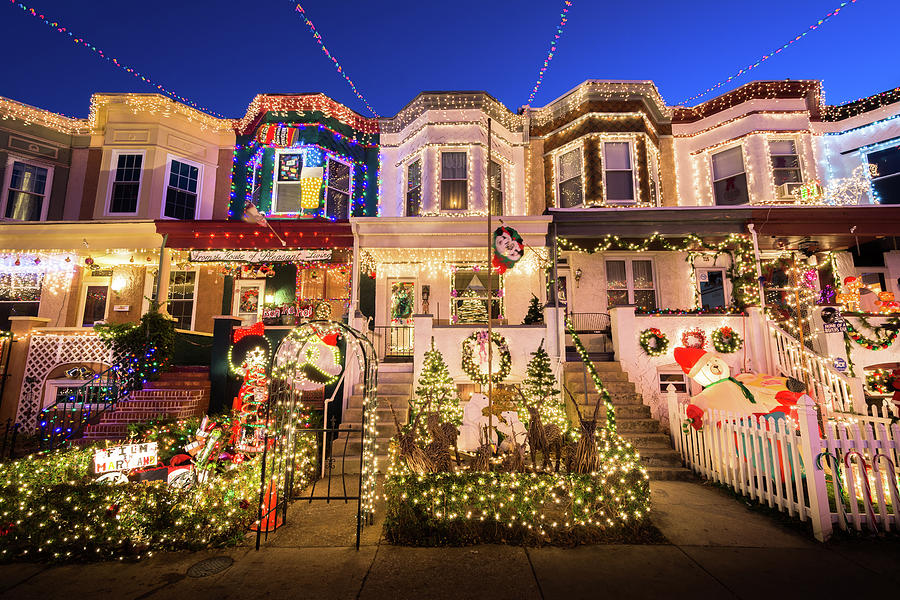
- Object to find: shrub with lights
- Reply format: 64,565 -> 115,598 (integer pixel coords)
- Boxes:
0,414 -> 317,562
411,339 -> 463,437
95,303 -> 176,391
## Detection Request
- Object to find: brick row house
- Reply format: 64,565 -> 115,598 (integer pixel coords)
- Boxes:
0,81 -> 898,467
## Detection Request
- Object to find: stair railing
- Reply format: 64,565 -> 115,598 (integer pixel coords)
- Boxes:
38,352 -> 151,449
767,321 -> 857,414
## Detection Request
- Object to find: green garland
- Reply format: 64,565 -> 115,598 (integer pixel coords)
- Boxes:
558,233 -> 759,309
461,331 -> 511,385
565,317 -> 616,432
711,326 -> 743,353
844,315 -> 900,350
639,328 -> 669,356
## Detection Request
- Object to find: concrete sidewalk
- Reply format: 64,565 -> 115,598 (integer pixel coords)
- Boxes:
1,480 -> 898,600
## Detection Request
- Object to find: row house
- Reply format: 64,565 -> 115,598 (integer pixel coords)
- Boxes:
0,79 -> 899,443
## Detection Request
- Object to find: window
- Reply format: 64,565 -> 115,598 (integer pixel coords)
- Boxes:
769,140 -> 801,187
603,142 -> 634,202
452,268 -> 502,323
658,371 -> 688,394
4,160 -> 50,221
273,152 -> 304,213
711,146 -> 749,205
151,270 -> 196,330
406,159 -> 422,216
697,268 -> 728,309
325,157 -> 351,219
605,258 -> 656,310
109,153 -> 143,213
867,145 -> 900,204
163,159 -> 199,219
489,160 -> 503,215
557,147 -> 583,207
440,152 -> 467,210
0,271 -> 42,329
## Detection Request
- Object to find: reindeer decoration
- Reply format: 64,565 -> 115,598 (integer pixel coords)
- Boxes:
426,411 -> 461,466
567,388 -> 603,474
515,388 -> 563,471
390,406 -> 433,474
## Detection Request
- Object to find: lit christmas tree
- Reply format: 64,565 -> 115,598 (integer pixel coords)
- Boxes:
456,289 -> 488,323
522,294 -> 544,325
522,340 -> 568,431
412,338 -> 462,435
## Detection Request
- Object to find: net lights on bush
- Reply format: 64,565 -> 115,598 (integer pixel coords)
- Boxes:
7,0 -> 225,118
678,0 -> 859,105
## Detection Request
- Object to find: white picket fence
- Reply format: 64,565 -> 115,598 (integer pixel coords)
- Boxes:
666,387 -> 900,541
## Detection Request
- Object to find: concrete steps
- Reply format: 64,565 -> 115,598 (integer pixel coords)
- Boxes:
565,360 -> 692,481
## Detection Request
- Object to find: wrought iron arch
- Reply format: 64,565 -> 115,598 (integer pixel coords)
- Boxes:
257,320 -> 378,550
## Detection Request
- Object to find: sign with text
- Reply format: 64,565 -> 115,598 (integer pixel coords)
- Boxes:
820,307 -> 847,333
189,249 -> 333,263
93,442 -> 158,474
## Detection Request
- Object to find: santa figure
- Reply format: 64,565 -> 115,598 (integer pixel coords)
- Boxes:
674,347 -> 805,430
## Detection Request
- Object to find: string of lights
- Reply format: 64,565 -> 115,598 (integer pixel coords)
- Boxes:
6,0 -> 226,118
291,3 -> 379,117
678,0 -> 859,106
526,0 -> 574,106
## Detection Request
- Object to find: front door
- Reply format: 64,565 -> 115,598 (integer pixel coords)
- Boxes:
79,278 -> 110,327
233,279 -> 265,326
386,279 -> 415,357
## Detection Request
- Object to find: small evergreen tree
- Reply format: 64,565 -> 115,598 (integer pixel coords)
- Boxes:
522,294 -> 544,325
522,340 -> 568,431
412,338 -> 462,435
456,290 -> 489,323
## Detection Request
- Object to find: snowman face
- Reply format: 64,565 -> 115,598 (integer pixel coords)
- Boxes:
694,356 -> 730,387
275,332 -> 343,391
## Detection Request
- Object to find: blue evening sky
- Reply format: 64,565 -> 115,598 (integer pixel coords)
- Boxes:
0,0 -> 896,119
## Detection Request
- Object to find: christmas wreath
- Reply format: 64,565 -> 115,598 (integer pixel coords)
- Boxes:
681,327 -> 707,349
711,326 -> 742,353
461,330 -> 511,384
638,328 -> 669,356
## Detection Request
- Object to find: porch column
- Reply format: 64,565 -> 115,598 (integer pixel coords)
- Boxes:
156,247 -> 172,314
2,317 -> 50,424
744,306 -> 771,374
609,306 -> 637,366
412,314 -> 434,384
542,304 -> 565,366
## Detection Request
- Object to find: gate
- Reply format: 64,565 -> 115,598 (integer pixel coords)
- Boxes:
254,320 -> 378,550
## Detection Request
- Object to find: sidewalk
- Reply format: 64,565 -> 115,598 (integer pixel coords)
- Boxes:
1,480 -> 898,599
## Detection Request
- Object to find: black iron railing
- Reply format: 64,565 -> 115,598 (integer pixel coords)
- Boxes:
373,325 -> 414,360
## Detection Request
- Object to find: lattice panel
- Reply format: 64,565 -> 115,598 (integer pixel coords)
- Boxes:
16,334 -> 112,429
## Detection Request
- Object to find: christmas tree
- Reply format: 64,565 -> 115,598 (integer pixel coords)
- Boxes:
522,294 -> 544,325
412,338 -> 462,436
456,289 -> 489,323
522,340 -> 568,431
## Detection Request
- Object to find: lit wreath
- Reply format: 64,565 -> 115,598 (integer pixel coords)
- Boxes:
681,327 -> 707,349
638,328 -> 669,357
461,330 -> 511,385
711,326 -> 742,353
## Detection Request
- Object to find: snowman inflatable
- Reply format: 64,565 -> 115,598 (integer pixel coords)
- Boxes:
674,347 -> 804,430
273,328 -> 343,391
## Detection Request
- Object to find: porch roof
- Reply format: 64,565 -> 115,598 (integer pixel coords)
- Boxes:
748,205 -> 900,251
352,216 -> 552,249
154,219 -> 354,250
548,206 -> 750,240
0,220 -> 162,250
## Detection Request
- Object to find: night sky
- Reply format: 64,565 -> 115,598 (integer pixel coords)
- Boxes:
1,0 -> 896,119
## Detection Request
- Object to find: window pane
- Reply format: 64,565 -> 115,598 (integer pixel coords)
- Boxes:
711,147 -> 744,180
490,188 -> 503,216
169,160 -> 198,192
441,152 -> 466,180
872,175 -> 900,204
699,270 -> 727,309
773,169 -> 802,186
326,189 -> 350,219
9,162 -> 47,195
327,159 -> 351,193
771,155 -> 799,169
407,160 -> 421,191
275,183 -> 303,213
605,260 -> 627,289
441,180 -> 467,210
110,182 -> 139,213
607,289 -> 629,307
604,142 -> 631,170
558,148 -> 582,182
115,154 -> 142,182
634,289 -> 657,310
605,171 -> 634,201
489,160 -> 502,190
164,188 -> 197,220
278,154 -> 303,181
769,140 -> 796,155
632,260 -> 654,288
558,178 -> 582,208
5,191 -> 43,221
713,173 -> 749,205
868,146 -> 900,179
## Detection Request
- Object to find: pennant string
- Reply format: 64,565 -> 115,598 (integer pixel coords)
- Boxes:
526,1 -> 573,106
